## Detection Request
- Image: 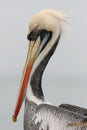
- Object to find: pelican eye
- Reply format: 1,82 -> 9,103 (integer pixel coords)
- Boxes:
27,29 -> 52,42
27,29 -> 39,41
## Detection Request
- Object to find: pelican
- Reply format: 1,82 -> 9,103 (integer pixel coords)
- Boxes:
12,9 -> 87,130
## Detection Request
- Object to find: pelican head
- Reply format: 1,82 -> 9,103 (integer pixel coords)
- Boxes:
12,9 -> 69,122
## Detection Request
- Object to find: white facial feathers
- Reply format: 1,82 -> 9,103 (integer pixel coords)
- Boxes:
29,9 -> 70,35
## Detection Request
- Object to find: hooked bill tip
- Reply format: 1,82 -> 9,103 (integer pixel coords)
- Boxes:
12,115 -> 17,123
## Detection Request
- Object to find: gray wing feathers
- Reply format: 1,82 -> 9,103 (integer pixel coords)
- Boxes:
33,104 -> 87,130
59,104 -> 87,117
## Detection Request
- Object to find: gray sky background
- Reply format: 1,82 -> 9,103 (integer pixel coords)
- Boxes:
0,1 -> 87,130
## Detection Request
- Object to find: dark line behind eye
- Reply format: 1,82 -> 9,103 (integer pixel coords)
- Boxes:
39,31 -> 52,54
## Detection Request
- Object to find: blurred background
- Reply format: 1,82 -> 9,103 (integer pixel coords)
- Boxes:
0,0 -> 87,130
